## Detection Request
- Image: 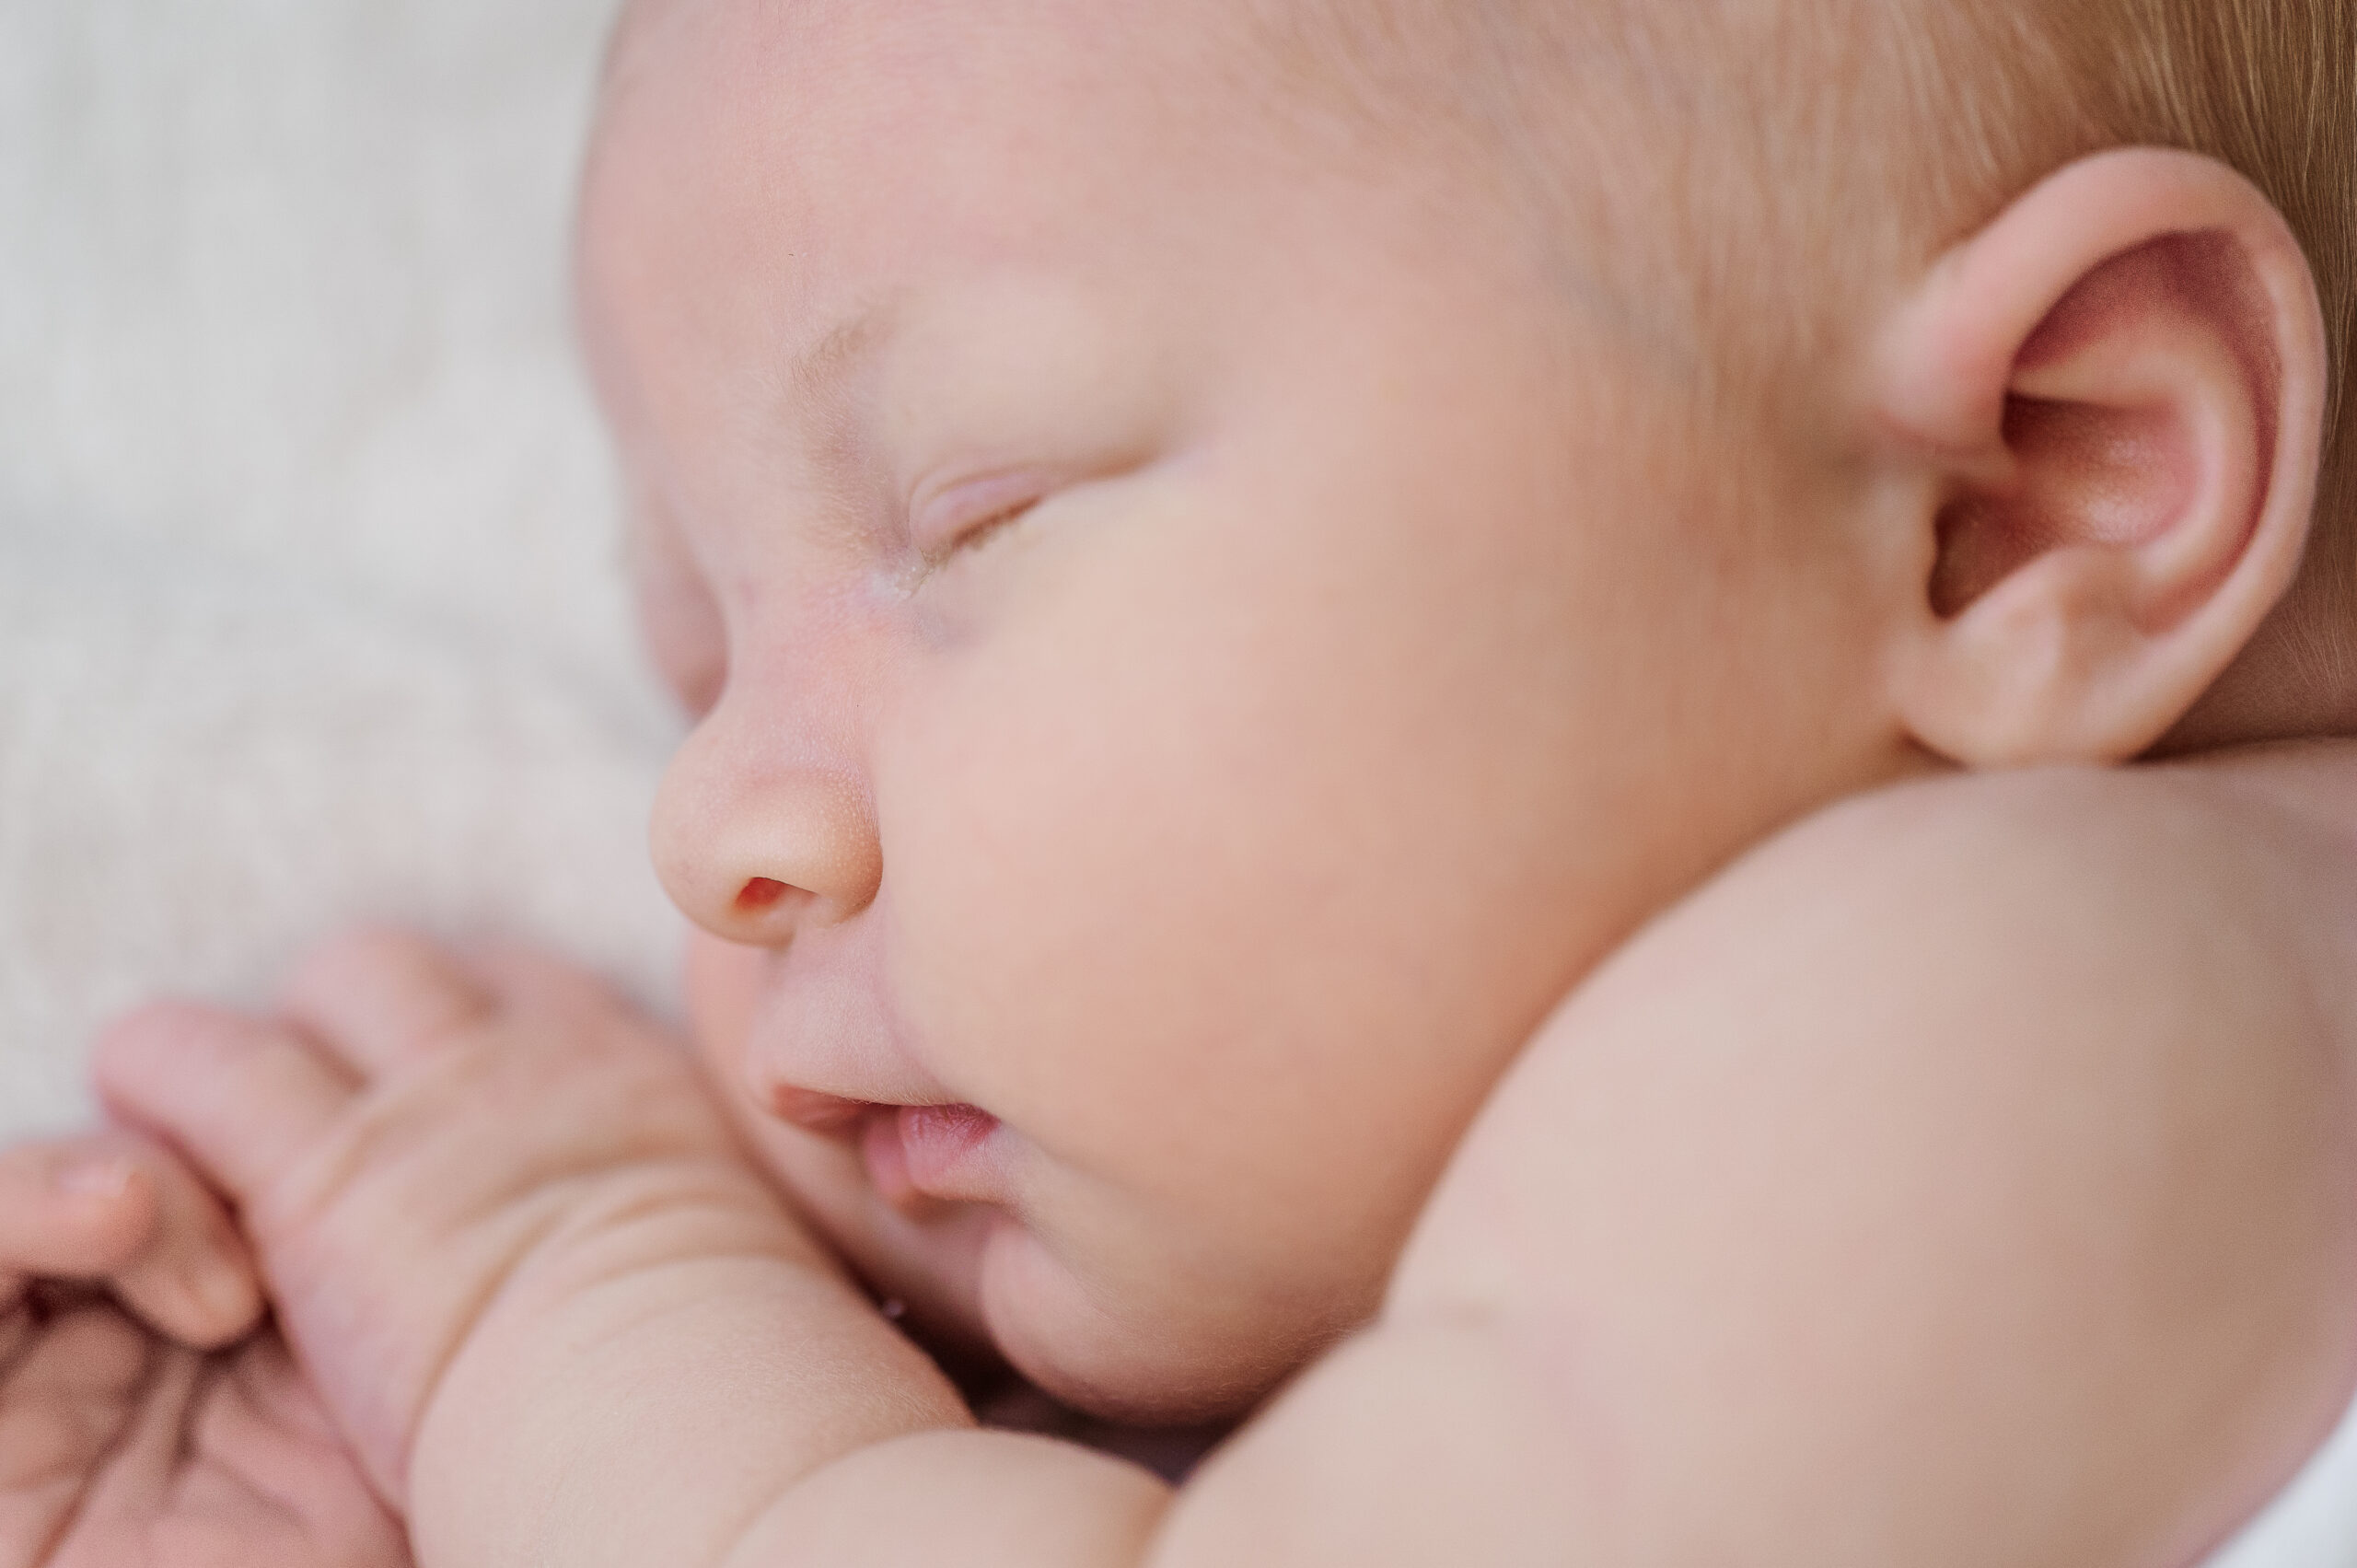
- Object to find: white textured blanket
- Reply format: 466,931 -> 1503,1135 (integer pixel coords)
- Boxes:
0,0 -> 680,1137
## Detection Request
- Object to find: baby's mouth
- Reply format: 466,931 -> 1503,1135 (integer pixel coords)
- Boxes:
759,1084 -> 1005,1211
859,1102 -> 1002,1211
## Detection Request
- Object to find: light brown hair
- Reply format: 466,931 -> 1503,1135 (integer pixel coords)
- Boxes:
1249,0 -> 2355,626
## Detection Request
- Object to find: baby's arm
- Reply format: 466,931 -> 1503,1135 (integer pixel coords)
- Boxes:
96,752 -> 2357,1567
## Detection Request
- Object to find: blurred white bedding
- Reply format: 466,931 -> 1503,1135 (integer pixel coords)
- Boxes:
0,0 -> 680,1137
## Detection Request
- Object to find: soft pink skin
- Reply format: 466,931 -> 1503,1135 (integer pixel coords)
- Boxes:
588,0 -> 1913,1418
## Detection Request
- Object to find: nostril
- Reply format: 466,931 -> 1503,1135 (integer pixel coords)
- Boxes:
736,877 -> 792,912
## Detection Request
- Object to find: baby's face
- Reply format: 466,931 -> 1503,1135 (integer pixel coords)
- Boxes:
583,0 -> 1895,1419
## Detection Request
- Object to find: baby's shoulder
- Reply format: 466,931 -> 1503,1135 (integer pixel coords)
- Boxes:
1747,738 -> 2353,927
1349,746 -> 2357,1559
1167,748 -> 2357,1565
1615,740 -> 2357,1042
1393,737 -> 2357,1339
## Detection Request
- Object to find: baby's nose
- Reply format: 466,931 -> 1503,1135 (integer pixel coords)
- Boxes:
650,714 -> 882,947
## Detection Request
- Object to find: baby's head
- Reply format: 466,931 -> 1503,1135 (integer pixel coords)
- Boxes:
577,0 -> 2355,1420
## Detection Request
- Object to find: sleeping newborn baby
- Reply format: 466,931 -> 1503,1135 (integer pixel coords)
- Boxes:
5,0 -> 2356,1562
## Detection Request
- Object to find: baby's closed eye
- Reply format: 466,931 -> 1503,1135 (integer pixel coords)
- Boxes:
909,467 -> 1057,565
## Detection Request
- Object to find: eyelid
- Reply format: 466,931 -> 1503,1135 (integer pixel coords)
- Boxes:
908,468 -> 1058,560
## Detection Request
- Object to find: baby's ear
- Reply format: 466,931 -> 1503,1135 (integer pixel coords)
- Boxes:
1870,148 -> 2329,766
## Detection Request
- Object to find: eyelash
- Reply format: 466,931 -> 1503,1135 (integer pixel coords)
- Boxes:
911,471 -> 1054,570
946,498 -> 1036,555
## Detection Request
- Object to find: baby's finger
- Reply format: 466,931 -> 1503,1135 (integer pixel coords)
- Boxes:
66,1339 -> 205,1534
0,1137 -> 159,1283
92,1001 -> 352,1213
0,1302 -> 148,1550
467,939 -> 639,1027
279,926 -> 500,1075
0,1132 -> 261,1350
108,1149 -> 264,1351
0,1135 -> 146,1375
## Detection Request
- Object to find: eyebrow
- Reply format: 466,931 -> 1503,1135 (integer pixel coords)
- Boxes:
778,301 -> 900,525
789,304 -> 893,414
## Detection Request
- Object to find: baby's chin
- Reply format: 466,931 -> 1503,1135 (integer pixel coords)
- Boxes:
835,1167 -> 1325,1424
971,1218 -> 1338,1426
718,1095 -> 1334,1423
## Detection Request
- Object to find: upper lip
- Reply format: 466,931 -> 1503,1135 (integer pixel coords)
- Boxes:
767,1084 -> 879,1135
734,934 -> 962,1129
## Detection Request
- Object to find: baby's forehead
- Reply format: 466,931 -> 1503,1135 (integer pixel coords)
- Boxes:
583,0 -> 1680,323
595,0 -> 1546,143
579,0 -> 1729,560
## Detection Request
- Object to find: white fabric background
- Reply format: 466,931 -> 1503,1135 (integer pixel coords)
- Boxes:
2212,1399 -> 2357,1568
0,0 -> 681,1137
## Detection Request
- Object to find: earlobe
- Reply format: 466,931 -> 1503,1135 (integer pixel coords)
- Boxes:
1871,149 -> 2328,767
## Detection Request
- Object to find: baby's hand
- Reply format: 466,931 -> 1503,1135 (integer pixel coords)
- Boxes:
0,1133 -> 407,1567
90,931 -> 827,1511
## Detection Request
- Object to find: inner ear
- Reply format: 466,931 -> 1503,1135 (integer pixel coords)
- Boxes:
1928,396 -> 2193,616
1927,231 -> 2276,621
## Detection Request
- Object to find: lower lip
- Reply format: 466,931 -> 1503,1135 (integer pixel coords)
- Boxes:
862,1103 -> 1000,1207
